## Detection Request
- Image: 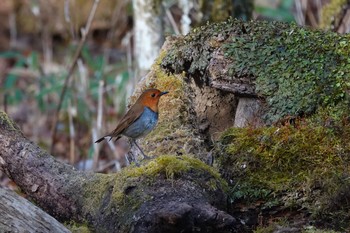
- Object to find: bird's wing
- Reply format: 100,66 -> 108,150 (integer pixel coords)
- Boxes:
107,103 -> 144,138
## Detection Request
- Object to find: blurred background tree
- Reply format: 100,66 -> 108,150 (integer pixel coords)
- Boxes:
0,0 -> 349,183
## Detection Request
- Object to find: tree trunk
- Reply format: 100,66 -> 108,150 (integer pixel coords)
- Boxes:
0,188 -> 71,233
234,97 -> 263,127
132,0 -> 164,78
179,0 -> 194,35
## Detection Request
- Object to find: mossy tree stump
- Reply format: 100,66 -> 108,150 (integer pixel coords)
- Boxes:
135,19 -> 350,232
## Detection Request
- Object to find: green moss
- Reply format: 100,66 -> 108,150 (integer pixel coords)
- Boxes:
80,155 -> 228,231
254,224 -> 275,233
161,20 -> 235,80
161,19 -> 350,123
219,116 -> 350,229
222,125 -> 344,191
303,228 -> 340,233
125,155 -> 190,179
112,155 -> 228,229
120,155 -> 227,191
224,20 -> 350,123
119,154 -> 227,194
80,172 -> 143,231
135,51 -> 205,156
0,111 -> 20,131
81,173 -> 115,214
254,224 -> 341,233
65,221 -> 91,233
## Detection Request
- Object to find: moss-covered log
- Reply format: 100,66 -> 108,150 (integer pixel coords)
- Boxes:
132,19 -> 349,167
219,118 -> 350,231
132,19 -> 350,232
0,111 -> 242,232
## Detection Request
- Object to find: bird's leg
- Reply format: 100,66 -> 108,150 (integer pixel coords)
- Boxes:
127,150 -> 139,166
131,140 -> 150,160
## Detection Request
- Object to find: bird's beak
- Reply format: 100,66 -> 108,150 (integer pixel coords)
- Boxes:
160,91 -> 169,96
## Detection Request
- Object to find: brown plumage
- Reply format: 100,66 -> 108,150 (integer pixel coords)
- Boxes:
95,88 -> 168,158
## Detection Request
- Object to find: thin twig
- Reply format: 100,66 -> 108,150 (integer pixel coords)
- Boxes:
96,159 -> 121,173
103,0 -> 128,63
91,1 -> 123,169
68,100 -> 76,164
93,80 -> 104,171
38,1 -> 54,65
92,127 -> 99,170
50,0 -> 100,154
107,140 -> 122,171
122,32 -> 133,82
294,0 -> 305,26
165,6 -> 180,35
97,82 -> 104,130
4,94 -> 8,113
335,7 -> 350,33
9,12 -> 17,48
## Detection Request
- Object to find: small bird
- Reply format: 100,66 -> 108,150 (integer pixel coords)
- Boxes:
95,88 -> 168,159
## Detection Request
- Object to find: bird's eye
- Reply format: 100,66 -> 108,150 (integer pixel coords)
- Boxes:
151,93 -> 156,97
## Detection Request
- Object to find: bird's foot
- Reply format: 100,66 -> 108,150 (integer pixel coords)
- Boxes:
126,151 -> 140,166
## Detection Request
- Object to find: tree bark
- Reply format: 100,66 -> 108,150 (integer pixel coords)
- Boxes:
234,98 -> 263,127
0,111 -> 242,232
0,188 -> 71,233
132,0 -> 164,77
179,0 -> 194,35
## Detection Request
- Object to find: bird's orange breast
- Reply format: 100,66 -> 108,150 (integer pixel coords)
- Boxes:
139,97 -> 160,113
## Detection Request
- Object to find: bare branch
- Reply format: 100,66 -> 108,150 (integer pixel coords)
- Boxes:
50,0 -> 101,153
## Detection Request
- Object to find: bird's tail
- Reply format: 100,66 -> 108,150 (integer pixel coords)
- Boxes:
95,135 -> 121,143
95,137 -> 105,143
